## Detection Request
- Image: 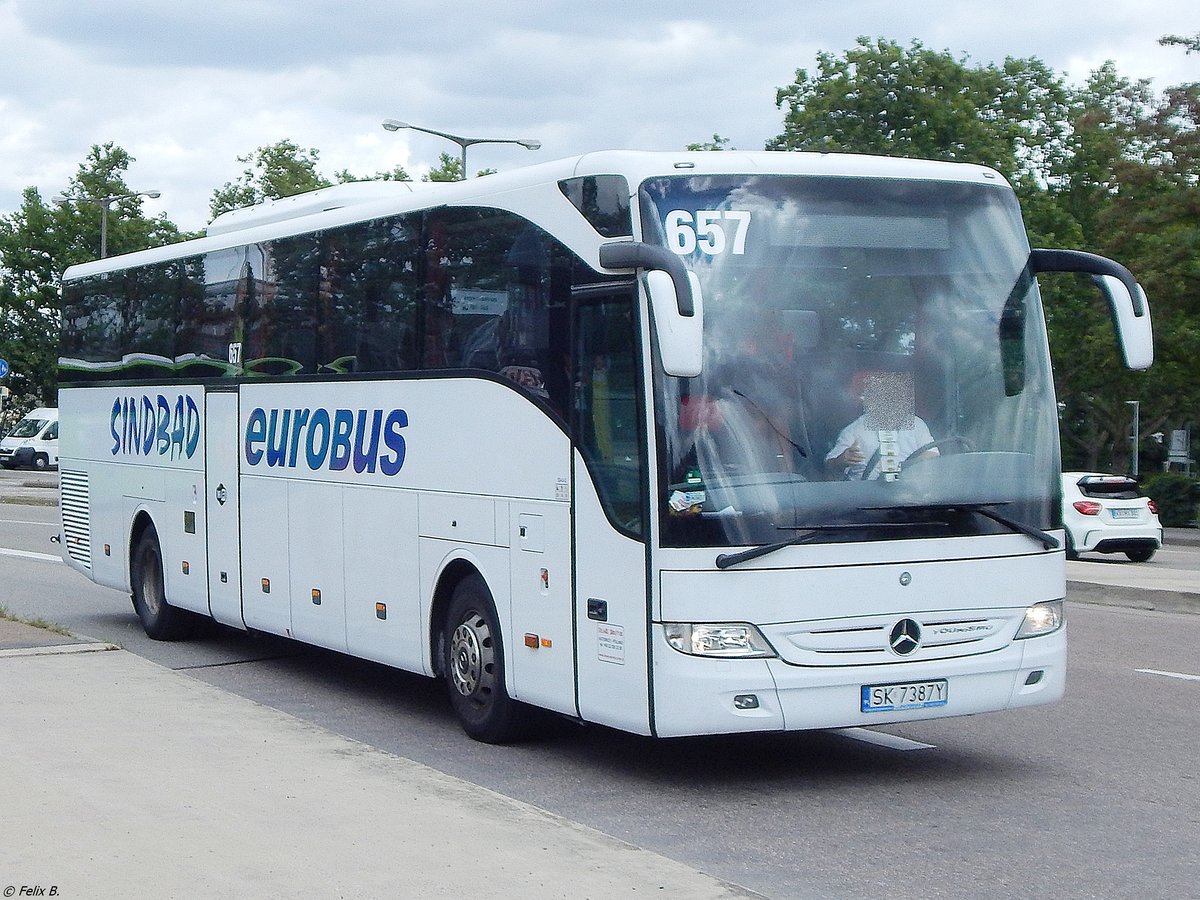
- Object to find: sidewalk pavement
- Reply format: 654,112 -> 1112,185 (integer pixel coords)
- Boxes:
0,618 -> 754,900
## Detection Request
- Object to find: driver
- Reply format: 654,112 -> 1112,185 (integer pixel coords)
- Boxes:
824,370 -> 938,480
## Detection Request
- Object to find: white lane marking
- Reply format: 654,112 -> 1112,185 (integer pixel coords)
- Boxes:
0,546 -> 62,563
830,727 -> 937,751
1136,668 -> 1200,682
0,518 -> 56,526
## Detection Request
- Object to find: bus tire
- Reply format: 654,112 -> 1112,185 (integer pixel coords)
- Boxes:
131,525 -> 194,641
443,574 -> 531,743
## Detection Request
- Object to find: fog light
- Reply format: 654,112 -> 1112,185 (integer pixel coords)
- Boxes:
733,694 -> 760,710
1025,670 -> 1044,686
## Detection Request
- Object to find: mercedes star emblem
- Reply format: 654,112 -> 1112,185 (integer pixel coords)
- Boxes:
889,618 -> 922,655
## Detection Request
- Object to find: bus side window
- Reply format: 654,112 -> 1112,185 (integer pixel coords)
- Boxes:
61,275 -> 121,381
574,291 -> 645,537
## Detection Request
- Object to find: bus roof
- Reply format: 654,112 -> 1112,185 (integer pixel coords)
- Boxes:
62,150 -> 1010,282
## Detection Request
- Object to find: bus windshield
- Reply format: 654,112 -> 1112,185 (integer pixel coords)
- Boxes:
641,174 -> 1060,549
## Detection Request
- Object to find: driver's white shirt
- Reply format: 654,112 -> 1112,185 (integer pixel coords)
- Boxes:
826,415 -> 936,479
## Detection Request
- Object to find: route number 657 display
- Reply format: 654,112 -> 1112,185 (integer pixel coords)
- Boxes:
665,209 -> 751,256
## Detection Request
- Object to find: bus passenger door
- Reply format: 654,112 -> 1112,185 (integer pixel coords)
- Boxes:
571,290 -> 653,735
205,389 -> 244,628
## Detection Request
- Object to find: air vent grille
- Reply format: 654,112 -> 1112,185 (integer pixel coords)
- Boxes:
59,469 -> 92,570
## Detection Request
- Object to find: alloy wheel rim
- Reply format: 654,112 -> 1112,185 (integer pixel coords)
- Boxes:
450,613 -> 494,698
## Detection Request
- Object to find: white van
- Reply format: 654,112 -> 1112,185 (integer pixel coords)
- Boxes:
0,407 -> 59,470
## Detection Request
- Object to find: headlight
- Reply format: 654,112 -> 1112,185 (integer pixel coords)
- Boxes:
1015,600 -> 1065,639
663,622 -> 776,658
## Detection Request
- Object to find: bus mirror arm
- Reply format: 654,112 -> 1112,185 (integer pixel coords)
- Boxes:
599,242 -> 694,316
600,241 -> 704,378
1030,248 -> 1153,371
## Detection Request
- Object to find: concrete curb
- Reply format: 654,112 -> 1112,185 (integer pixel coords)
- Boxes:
1068,581 -> 1200,615
1165,528 -> 1200,547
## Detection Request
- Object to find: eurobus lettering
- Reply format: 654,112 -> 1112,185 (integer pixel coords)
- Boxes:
243,406 -> 407,475
57,150 -> 1152,744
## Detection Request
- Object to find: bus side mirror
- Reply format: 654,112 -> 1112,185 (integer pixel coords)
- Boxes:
600,241 -> 704,378
644,269 -> 704,378
1092,276 -> 1152,370
1030,248 -> 1153,370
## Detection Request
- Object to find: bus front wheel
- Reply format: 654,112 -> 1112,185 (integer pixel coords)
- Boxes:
131,525 -> 194,641
443,574 -> 531,743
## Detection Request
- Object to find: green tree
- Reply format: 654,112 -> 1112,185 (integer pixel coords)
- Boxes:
57,143 -> 182,259
418,152 -> 498,182
210,140 -> 333,218
769,38 -> 1071,183
423,152 -> 465,182
212,140 -> 417,217
0,144 -> 178,410
1159,33 -> 1200,54
0,189 -> 63,411
686,134 -> 732,151
335,164 -> 412,183
1043,66 -> 1200,472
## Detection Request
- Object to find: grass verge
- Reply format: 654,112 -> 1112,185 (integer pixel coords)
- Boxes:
0,603 -> 74,636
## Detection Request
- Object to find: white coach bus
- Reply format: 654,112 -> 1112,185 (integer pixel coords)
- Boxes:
58,151 -> 1152,742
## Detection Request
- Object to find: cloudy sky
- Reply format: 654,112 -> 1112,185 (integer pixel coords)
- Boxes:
2,0 -> 1195,232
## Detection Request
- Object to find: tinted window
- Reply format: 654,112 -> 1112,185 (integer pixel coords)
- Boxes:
559,176 -> 632,237
60,260 -> 203,382
61,275 -> 121,380
424,207 -> 573,413
320,217 -> 421,375
575,290 -> 644,536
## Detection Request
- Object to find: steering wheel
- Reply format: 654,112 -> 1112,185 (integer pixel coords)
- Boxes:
902,435 -> 975,466
859,435 -> 975,480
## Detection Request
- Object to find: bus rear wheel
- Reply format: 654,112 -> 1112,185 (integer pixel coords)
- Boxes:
131,525 -> 195,641
443,574 -> 531,743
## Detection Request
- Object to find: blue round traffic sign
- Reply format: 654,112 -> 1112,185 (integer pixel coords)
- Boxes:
0,358 -> 9,378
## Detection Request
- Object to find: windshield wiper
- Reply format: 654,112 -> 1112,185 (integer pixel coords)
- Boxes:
860,502 -> 1060,551
968,504 -> 1060,550
714,502 -> 1058,571
731,389 -> 807,458
715,523 -> 914,570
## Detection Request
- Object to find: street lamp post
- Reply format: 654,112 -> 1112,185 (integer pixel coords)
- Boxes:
381,119 -> 540,180
54,190 -> 161,258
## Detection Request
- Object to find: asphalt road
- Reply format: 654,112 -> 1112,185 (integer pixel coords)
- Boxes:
3,488 -> 1199,899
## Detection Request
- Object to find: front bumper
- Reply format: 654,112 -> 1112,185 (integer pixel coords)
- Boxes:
0,447 -> 33,468
650,623 -> 1065,738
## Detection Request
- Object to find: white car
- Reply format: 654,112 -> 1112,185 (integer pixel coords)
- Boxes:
1062,472 -> 1162,562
